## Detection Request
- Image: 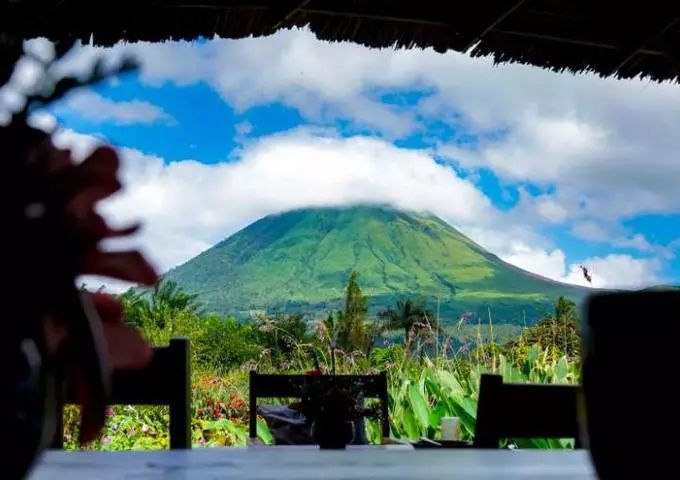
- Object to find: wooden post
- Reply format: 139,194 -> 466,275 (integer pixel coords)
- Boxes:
379,371 -> 390,439
473,374 -> 502,448
249,370 -> 257,439
169,337 -> 191,449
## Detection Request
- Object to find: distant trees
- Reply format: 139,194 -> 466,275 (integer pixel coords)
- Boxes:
508,296 -> 580,360
121,280 -> 202,330
555,296 -> 578,325
119,277 -> 581,374
377,297 -> 437,346
118,281 -> 206,348
255,312 -> 311,358
195,315 -> 260,371
320,271 -> 382,355
336,271 -> 369,352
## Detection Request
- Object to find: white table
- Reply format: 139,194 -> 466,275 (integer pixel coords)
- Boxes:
29,448 -> 597,479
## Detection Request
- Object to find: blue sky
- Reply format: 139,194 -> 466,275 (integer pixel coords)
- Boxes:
8,30 -> 679,289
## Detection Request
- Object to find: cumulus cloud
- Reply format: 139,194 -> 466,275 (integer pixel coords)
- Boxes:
57,91 -> 173,125
31,30 -> 677,288
499,244 -> 663,289
500,244 -> 568,281
48,123 -> 664,291
52,35 -> 417,137
562,255 -> 663,289
52,29 -> 680,230
52,126 -> 497,273
570,220 -> 662,257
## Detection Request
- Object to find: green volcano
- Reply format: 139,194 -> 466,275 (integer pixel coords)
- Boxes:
166,206 -> 588,325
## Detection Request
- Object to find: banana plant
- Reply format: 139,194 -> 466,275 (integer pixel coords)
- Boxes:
385,349 -> 579,448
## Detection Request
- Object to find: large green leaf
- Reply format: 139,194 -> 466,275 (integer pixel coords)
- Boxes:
402,409 -> 420,439
447,398 -> 477,438
256,418 -> 273,445
434,369 -> 465,397
364,418 -> 382,445
408,384 -> 430,431
555,356 -> 569,382
428,402 -> 449,433
527,344 -> 539,366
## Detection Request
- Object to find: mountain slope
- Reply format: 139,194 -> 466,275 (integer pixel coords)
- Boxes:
166,206 -> 588,324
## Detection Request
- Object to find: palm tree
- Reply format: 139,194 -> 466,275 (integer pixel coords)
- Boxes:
150,281 -> 202,317
554,296 -> 579,357
378,297 -> 437,345
555,296 -> 578,324
119,280 -> 202,330
119,288 -> 148,328
516,296 -> 580,359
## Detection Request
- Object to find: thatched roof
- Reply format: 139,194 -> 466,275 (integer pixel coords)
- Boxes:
3,0 -> 680,83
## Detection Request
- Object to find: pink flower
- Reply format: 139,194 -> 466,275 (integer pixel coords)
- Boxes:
199,437 -> 206,445
105,408 -> 114,416
101,437 -> 111,444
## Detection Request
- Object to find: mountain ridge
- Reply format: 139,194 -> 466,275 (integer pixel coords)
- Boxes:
166,205 -> 589,325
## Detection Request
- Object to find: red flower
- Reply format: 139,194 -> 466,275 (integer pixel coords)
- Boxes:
228,395 -> 247,411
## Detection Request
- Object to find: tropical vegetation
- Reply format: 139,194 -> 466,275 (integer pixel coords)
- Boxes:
62,275 -> 581,450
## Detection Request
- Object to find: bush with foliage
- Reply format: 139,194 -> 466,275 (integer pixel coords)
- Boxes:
61,277 -> 582,451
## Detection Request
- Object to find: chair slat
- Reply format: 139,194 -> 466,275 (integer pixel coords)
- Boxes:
474,374 -> 582,448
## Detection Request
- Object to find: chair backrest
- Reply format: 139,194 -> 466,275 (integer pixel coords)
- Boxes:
249,371 -> 389,440
474,374 -> 582,448
53,337 -> 191,449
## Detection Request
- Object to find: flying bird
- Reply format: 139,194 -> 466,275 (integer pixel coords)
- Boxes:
580,265 -> 592,284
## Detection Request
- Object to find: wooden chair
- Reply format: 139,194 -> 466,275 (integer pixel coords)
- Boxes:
52,337 -> 191,449
474,374 -> 582,448
249,371 -> 390,442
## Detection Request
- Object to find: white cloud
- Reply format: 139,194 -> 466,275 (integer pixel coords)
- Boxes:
52,35 -> 417,137
616,234 -> 653,252
498,242 -> 664,289
52,127 -> 497,274
27,110 -> 58,131
571,221 -> 612,242
563,255 -> 663,289
58,91 -> 172,125
52,30 -> 680,226
50,124 -> 665,291
514,192 -> 571,225
500,244 -> 568,281
500,245 -> 664,289
7,56 -> 44,93
570,220 -> 660,255
23,38 -> 55,64
31,31 -> 678,288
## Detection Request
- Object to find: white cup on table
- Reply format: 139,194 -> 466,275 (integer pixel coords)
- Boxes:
440,417 -> 460,441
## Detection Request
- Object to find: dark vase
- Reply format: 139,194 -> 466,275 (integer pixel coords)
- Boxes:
312,417 -> 355,449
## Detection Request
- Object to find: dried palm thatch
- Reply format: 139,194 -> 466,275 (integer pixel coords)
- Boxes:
2,0 -> 680,84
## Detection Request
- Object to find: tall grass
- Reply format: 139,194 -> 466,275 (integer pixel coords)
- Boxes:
61,283 -> 580,449
63,340 -> 579,450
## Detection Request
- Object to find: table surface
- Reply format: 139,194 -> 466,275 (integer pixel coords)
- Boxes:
28,448 -> 597,479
